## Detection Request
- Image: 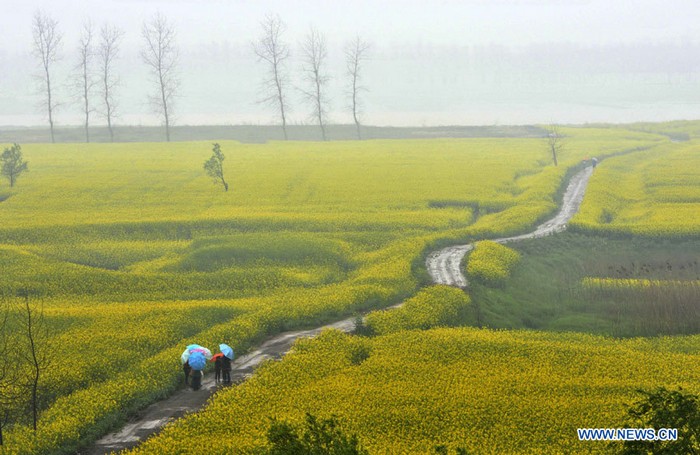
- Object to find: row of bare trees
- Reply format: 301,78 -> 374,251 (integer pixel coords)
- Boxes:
31,11 -> 370,143
254,14 -> 370,141
32,12 -> 124,143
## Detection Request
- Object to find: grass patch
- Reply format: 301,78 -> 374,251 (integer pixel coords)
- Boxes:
469,232 -> 700,336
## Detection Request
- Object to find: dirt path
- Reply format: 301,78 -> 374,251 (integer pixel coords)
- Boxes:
84,166 -> 593,454
426,165 -> 594,288
83,318 -> 357,454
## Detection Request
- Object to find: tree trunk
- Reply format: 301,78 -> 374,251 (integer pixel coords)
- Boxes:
83,64 -> 90,143
315,77 -> 326,141
348,40 -> 365,140
31,372 -> 38,431
159,71 -> 170,142
25,295 -> 40,431
107,111 -> 114,142
274,64 -> 287,140
103,72 -> 113,142
352,81 -> 361,140
46,68 -> 55,144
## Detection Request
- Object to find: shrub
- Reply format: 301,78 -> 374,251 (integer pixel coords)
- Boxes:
266,413 -> 368,455
614,387 -> 700,455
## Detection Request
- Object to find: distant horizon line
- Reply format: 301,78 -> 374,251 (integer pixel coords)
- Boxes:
2,119 -> 698,130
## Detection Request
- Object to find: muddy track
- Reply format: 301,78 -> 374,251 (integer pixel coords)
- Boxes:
425,165 -> 594,288
84,166 -> 594,454
83,318 -> 358,454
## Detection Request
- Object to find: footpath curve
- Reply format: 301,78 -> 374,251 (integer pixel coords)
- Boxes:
85,319 -> 357,454
85,165 -> 593,454
426,165 -> 594,288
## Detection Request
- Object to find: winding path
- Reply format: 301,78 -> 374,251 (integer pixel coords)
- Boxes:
426,165 -> 594,287
85,165 -> 594,454
85,318 -> 358,454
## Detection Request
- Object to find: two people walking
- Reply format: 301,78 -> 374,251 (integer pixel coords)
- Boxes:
181,343 -> 235,391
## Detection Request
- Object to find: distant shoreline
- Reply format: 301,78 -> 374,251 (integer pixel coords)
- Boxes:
0,124 -> 550,143
1,120 -> 697,143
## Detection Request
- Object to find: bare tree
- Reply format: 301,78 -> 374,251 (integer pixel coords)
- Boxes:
16,292 -> 51,432
141,12 -> 178,142
545,124 -> 563,166
300,27 -> 330,141
98,23 -> 124,142
253,14 -> 291,140
97,24 -> 124,142
345,36 -> 370,140
31,11 -> 62,143
73,21 -> 96,143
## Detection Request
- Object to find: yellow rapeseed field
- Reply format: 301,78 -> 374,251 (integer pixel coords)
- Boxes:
0,129 -> 669,453
466,240 -> 521,287
130,328 -> 700,454
570,140 -> 700,238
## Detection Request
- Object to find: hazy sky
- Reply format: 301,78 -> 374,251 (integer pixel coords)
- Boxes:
5,0 -> 700,52
2,0 -> 700,126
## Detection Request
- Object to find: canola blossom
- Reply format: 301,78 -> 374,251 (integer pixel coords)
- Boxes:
466,240 -> 521,287
364,285 -> 471,335
570,140 -> 700,238
130,328 -> 700,454
0,130 -> 671,453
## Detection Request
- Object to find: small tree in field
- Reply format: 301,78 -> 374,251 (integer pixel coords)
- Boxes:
545,124 -> 563,166
1,144 -> 29,188
11,291 -> 51,432
204,143 -> 228,192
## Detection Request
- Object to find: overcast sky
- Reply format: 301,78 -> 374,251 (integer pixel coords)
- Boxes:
2,0 -> 700,126
5,0 -> 700,53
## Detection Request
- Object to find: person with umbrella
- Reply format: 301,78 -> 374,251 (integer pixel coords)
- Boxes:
219,343 -> 234,384
181,344 -> 201,385
211,353 -> 224,383
188,351 -> 207,390
181,344 -> 212,390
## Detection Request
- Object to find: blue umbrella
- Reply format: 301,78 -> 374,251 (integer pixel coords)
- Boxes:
219,343 -> 234,360
188,351 -> 206,371
181,344 -> 202,364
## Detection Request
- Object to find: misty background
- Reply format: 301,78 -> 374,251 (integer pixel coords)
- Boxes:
1,0 -> 699,127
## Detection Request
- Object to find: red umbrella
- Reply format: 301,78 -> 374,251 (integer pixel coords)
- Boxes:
210,352 -> 225,362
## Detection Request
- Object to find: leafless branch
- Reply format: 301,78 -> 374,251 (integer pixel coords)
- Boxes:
98,23 -> 124,142
300,27 -> 330,141
345,35 -> 370,139
141,12 -> 179,142
72,20 -> 97,143
252,13 -> 290,140
545,124 -> 564,166
32,11 -> 62,143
